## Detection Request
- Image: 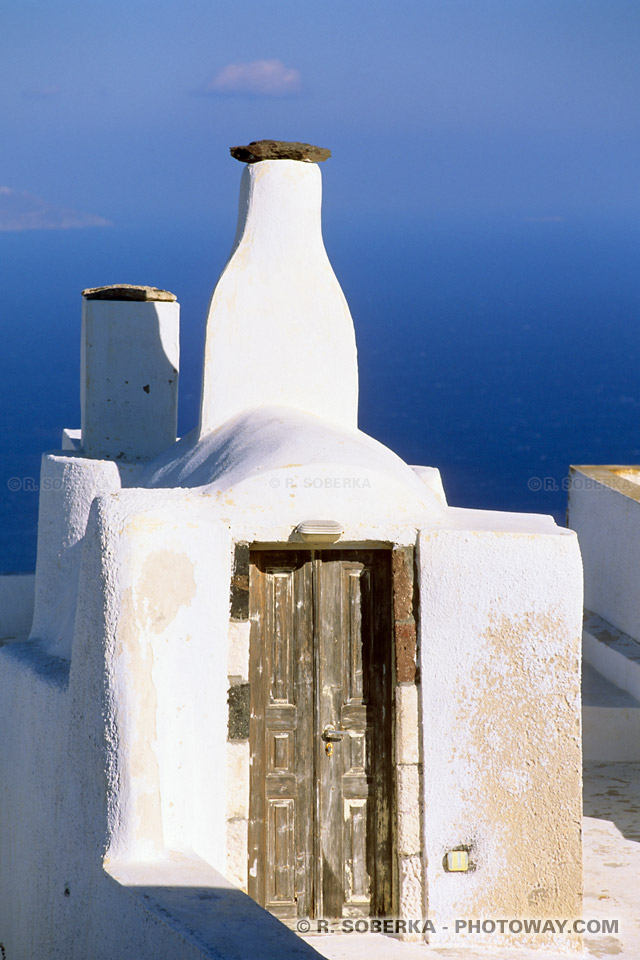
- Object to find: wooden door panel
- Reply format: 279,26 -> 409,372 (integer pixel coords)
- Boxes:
343,565 -> 365,702
249,548 -> 392,920
343,731 -> 366,775
343,798 -> 370,907
249,551 -> 314,919
266,571 -> 295,704
266,799 -> 296,905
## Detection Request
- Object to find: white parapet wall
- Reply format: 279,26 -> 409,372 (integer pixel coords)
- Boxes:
69,488 -> 233,868
418,507 -> 583,951
0,482 -> 323,959
81,288 -> 179,460
568,465 -> 640,644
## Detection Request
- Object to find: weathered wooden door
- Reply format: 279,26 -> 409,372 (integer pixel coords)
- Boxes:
248,549 -> 393,920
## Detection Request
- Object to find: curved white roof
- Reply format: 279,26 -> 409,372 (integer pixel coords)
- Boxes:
144,406 -> 444,523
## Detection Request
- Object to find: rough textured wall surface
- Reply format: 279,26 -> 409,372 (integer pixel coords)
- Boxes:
81,297 -> 179,460
30,451 -> 143,659
0,572 -> 35,638
81,489 -> 232,867
418,520 -> 583,950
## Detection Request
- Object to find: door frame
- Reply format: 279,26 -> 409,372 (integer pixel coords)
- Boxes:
224,538 -> 424,931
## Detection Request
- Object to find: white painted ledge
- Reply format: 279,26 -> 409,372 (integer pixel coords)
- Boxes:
443,505 -> 567,535
62,428 -> 82,451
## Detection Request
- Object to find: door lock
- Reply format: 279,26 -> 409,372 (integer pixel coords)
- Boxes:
322,724 -> 344,742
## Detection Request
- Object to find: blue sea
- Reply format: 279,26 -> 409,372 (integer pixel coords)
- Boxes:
1,215 -> 639,572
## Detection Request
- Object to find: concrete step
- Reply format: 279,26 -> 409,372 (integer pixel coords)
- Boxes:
582,660 -> 640,761
583,609 -> 640,701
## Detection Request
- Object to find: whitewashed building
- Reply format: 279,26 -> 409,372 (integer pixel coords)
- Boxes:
0,142 -> 584,958
568,465 -> 640,761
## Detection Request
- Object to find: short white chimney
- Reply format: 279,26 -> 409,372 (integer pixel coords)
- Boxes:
81,284 -> 179,460
199,140 -> 358,436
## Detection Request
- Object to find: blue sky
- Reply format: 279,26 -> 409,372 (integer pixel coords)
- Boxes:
2,0 -> 639,230
1,1 -> 640,568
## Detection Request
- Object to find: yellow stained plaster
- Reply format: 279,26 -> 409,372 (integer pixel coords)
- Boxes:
137,550 -> 196,633
453,611 -> 582,935
117,589 -> 163,852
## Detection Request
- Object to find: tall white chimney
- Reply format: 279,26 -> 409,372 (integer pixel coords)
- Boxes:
199,141 -> 358,436
81,284 -> 179,460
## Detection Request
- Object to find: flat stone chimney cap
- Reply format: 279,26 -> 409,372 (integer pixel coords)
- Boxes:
230,140 -> 331,164
82,284 -> 177,302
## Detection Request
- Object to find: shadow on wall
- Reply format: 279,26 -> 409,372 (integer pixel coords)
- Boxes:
0,637 -> 69,686
583,761 -> 640,844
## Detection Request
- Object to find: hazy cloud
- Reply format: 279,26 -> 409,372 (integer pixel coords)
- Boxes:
21,85 -> 61,99
205,59 -> 301,96
0,187 -> 111,231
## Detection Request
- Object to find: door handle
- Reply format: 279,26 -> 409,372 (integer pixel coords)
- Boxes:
322,724 -> 344,742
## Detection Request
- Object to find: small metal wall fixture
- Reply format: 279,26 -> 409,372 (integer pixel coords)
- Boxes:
446,850 -> 469,872
296,520 -> 344,543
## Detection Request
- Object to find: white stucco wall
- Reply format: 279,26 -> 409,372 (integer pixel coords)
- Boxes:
568,465 -> 640,643
199,161 -> 358,434
0,572 -> 35,638
418,509 -> 583,950
69,488 -> 232,868
30,451 -> 144,659
81,297 -> 179,460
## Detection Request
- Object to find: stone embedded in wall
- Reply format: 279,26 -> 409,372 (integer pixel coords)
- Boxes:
392,547 -> 414,621
398,855 -> 426,941
396,682 -> 420,766
230,543 -> 250,622
227,683 -> 250,741
393,546 -> 418,683
226,818 -> 249,891
392,543 -> 425,927
227,741 -> 250,820
227,620 -> 251,680
395,622 -> 417,685
230,140 -> 331,163
396,764 -> 422,856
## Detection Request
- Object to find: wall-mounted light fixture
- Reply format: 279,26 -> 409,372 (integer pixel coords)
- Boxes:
446,850 -> 469,872
296,520 -> 343,544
